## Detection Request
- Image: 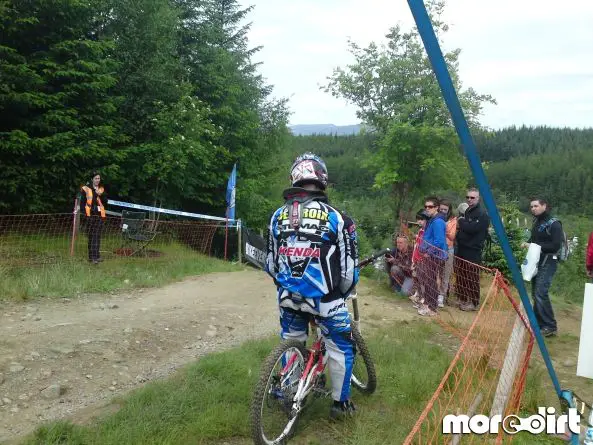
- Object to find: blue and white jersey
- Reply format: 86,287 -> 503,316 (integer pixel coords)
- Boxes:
266,194 -> 359,309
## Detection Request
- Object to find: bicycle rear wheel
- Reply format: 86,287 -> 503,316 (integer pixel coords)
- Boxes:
250,340 -> 308,445
351,325 -> 377,394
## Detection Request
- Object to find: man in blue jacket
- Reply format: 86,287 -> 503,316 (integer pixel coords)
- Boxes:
417,196 -> 448,316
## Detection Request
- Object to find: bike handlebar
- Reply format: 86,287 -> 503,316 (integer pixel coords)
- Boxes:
357,248 -> 393,269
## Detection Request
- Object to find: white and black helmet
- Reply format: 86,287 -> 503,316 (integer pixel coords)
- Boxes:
289,152 -> 328,190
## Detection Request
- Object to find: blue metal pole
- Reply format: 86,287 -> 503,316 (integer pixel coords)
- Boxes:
406,0 -> 562,397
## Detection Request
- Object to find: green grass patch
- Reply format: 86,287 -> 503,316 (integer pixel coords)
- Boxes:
0,241 -> 239,300
21,318 -> 561,445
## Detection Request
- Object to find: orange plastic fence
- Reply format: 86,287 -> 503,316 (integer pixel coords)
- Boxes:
386,226 -> 535,443
0,212 -> 220,266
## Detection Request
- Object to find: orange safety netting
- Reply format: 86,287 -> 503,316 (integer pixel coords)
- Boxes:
389,220 -> 535,444
0,212 -> 220,266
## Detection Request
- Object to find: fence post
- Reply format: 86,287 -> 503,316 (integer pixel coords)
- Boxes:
70,197 -> 80,257
237,219 -> 242,264
489,311 -> 527,418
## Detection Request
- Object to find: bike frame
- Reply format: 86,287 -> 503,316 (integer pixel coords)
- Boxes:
278,248 -> 393,413
280,324 -> 327,409
268,248 -> 392,443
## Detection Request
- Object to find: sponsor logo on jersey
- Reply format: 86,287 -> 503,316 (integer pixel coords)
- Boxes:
279,246 -> 321,258
277,207 -> 329,222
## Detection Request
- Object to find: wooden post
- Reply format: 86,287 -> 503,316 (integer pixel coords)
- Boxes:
70,198 -> 80,257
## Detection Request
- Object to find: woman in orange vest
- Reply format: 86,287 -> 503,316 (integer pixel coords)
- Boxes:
80,172 -> 106,264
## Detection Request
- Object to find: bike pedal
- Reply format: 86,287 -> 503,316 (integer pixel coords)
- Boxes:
316,374 -> 327,388
312,388 -> 332,398
271,388 -> 284,400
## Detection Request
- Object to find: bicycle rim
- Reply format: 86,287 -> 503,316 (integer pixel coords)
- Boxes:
251,340 -> 307,445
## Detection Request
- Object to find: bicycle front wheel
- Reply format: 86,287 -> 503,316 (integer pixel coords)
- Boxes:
250,340 -> 308,445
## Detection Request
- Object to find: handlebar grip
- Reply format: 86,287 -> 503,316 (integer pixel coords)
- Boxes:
358,248 -> 393,268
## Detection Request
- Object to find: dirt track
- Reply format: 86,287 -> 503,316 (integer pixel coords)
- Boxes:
0,269 -> 411,443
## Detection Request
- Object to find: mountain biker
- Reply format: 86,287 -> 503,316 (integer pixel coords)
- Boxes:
265,152 -> 359,419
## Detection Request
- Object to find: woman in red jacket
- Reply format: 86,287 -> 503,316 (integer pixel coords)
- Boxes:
587,232 -> 593,280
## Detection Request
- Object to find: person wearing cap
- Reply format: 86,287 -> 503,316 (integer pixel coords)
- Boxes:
455,188 -> 490,311
80,172 -> 107,264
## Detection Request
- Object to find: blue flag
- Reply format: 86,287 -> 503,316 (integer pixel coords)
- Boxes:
226,163 -> 237,221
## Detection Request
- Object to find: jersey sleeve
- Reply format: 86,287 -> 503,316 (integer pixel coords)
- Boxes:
265,208 -> 281,279
338,213 -> 359,296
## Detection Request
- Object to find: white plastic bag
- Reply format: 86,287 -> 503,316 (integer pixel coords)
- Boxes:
521,243 -> 541,281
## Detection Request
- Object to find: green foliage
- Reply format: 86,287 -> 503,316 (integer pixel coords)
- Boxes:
104,0 -> 183,144
118,94 -> 228,209
367,123 -> 469,216
482,197 -> 526,278
0,0 -> 125,213
550,215 -> 591,304
485,146 -> 593,216
322,0 -> 494,133
173,0 -> 290,226
475,125 -> 593,162
0,0 -> 289,228
320,0 -> 493,220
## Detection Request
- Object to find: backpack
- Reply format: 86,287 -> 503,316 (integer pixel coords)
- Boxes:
544,218 -> 570,262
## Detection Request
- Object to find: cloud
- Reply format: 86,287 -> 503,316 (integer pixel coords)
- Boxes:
245,0 -> 593,128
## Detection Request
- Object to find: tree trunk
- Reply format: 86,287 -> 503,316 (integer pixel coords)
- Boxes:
392,182 -> 409,231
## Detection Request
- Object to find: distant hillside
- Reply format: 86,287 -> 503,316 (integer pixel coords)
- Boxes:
289,124 -> 363,136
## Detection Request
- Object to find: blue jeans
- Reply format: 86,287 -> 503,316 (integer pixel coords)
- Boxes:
531,257 -> 558,331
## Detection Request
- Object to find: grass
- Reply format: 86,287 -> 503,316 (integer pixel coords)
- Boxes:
20,318 -> 562,445
0,240 -> 240,300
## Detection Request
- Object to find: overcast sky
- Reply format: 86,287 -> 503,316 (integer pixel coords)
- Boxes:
245,0 -> 593,129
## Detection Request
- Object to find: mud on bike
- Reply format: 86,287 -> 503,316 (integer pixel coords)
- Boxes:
250,248 -> 393,445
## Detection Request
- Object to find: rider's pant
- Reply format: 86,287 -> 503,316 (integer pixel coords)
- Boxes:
279,297 -> 354,402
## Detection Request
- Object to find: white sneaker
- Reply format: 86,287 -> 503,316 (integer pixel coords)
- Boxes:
418,305 -> 437,317
437,295 -> 445,308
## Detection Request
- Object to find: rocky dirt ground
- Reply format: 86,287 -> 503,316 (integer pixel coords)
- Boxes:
0,269 -> 414,444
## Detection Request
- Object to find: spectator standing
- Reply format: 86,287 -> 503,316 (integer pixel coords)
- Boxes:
438,199 -> 457,307
410,210 -> 429,305
455,188 -> 490,311
521,198 -> 563,337
80,172 -> 107,264
521,197 -> 566,336
417,196 -> 448,316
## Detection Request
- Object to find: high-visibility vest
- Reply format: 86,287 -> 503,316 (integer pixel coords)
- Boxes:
81,185 -> 106,218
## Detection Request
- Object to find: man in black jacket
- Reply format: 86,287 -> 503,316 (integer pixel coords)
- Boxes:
455,188 -> 490,311
521,198 -> 562,337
